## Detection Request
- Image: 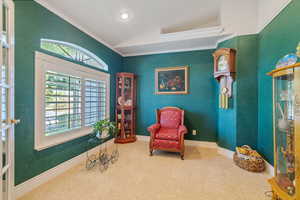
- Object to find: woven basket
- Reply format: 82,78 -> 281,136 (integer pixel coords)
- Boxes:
233,152 -> 265,172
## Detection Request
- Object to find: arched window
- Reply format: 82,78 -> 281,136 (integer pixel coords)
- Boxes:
40,39 -> 108,71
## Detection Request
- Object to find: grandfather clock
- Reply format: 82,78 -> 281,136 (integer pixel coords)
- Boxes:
213,48 -> 236,109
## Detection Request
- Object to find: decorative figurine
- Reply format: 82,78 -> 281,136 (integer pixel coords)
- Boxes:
267,58 -> 300,200
277,103 -> 289,132
276,54 -> 298,68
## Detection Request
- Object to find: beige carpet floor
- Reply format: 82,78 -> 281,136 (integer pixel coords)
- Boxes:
19,141 -> 271,200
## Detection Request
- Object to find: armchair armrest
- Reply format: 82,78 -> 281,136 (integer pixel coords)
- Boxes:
147,123 -> 161,133
178,125 -> 188,135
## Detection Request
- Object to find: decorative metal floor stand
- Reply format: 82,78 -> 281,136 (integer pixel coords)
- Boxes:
86,134 -> 119,172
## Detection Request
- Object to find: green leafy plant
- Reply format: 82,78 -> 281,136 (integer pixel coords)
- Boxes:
92,119 -> 118,137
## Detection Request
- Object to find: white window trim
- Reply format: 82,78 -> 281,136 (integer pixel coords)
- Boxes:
41,39 -> 109,71
34,51 -> 110,151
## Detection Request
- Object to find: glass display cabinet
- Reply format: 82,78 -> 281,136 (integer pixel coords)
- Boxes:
268,63 -> 300,200
114,73 -> 137,143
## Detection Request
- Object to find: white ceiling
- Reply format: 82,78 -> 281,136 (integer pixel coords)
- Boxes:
36,0 -> 231,56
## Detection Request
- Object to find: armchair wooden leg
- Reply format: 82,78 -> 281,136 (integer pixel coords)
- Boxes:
150,149 -> 153,156
180,152 -> 184,160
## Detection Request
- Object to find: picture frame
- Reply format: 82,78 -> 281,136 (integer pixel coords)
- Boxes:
155,66 -> 189,94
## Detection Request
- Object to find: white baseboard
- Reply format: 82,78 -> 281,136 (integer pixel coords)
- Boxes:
138,135 -> 231,152
136,135 -> 150,142
14,139 -> 114,199
137,135 -> 274,177
218,146 -> 275,178
217,146 -> 274,177
185,139 -> 218,148
137,135 -> 217,148
15,136 -> 275,199
264,161 -> 275,178
217,146 -> 235,159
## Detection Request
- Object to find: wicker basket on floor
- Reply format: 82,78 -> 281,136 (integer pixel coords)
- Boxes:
233,146 -> 265,172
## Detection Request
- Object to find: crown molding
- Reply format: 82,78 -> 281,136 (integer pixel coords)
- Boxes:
116,26 -> 229,57
34,0 -> 124,56
160,26 -> 224,40
121,33 -> 236,57
34,0 -> 292,57
116,32 -> 225,49
257,0 -> 292,33
123,45 -> 217,57
216,33 -> 236,45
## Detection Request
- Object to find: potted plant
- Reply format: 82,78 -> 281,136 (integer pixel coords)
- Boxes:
92,119 -> 118,139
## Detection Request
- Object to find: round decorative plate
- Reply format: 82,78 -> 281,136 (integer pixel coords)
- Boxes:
276,53 -> 298,68
117,96 -> 124,105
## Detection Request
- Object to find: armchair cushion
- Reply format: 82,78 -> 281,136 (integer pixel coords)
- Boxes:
147,123 -> 160,133
155,128 -> 179,141
153,139 -> 180,150
148,107 -> 186,159
178,125 -> 188,135
160,110 -> 182,129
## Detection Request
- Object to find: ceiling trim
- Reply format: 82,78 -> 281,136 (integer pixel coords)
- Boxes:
257,0 -> 292,33
34,0 -> 124,56
160,26 -> 224,40
122,33 -> 236,57
123,45 -> 217,57
34,0 -> 290,58
216,34 -> 236,45
115,32 -> 225,49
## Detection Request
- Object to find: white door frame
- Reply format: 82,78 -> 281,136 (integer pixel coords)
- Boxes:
0,0 -> 15,199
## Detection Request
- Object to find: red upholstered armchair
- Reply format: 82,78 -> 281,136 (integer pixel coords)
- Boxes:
148,107 -> 188,160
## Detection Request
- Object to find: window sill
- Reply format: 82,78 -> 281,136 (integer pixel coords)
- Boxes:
34,127 -> 93,151
34,52 -> 110,151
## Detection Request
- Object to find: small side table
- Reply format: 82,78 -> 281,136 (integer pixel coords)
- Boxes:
86,133 -> 119,172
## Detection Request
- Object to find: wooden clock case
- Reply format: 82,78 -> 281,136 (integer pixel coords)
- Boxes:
213,48 -> 236,109
213,48 -> 236,81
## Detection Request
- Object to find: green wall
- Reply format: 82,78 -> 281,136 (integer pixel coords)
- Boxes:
236,35 -> 258,149
122,35 -> 258,153
257,0 -> 300,164
15,1 -> 122,185
122,35 -> 258,152
216,0 -> 299,164
217,38 -> 238,150
13,0 -> 298,186
123,50 -> 218,142
215,35 -> 258,151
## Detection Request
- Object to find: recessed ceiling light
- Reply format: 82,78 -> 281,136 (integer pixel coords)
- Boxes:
120,12 -> 129,20
118,10 -> 132,22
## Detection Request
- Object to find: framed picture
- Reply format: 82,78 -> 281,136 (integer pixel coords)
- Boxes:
155,66 -> 189,94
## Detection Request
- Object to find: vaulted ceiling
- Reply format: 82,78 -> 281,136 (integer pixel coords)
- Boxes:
35,0 -> 292,56
36,0 -> 230,56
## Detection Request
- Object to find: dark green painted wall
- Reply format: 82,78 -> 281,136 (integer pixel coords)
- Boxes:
217,35 -> 258,151
122,35 -> 258,152
236,35 -> 258,149
15,1 -> 122,185
217,38 -> 238,150
122,35 -> 258,153
13,0 -> 298,186
123,50 -> 218,142
257,0 -> 300,164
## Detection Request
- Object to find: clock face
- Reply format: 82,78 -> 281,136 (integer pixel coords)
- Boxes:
217,55 -> 229,72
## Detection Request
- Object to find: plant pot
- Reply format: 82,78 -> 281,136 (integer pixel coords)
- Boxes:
102,129 -> 110,138
96,129 -> 110,139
